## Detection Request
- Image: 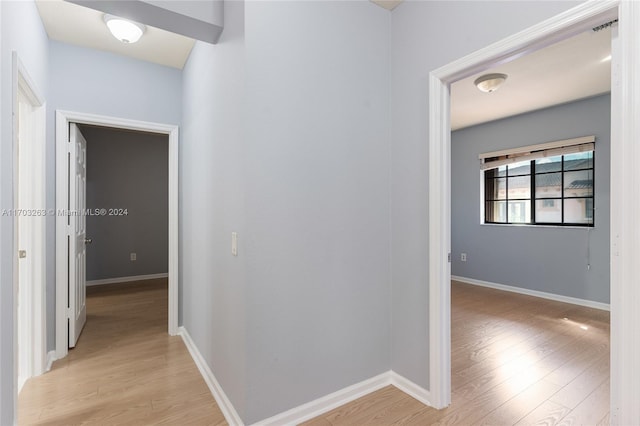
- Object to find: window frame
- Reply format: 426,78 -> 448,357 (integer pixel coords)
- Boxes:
482,151 -> 595,227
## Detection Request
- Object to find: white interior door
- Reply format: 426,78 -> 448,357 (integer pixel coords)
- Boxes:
68,123 -> 87,347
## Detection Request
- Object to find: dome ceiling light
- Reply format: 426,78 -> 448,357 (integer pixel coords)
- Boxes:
474,73 -> 508,93
103,14 -> 146,44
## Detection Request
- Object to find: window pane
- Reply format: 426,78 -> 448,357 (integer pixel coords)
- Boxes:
508,200 -> 531,223
496,165 -> 507,177
507,175 -> 530,199
535,172 -> 562,197
535,199 -> 561,223
535,155 -> 562,173
485,177 -> 506,200
564,198 -> 593,224
507,160 -> 530,176
486,201 -> 507,222
564,170 -> 593,197
564,151 -> 593,171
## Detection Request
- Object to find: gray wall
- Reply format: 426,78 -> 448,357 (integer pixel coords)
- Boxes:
47,40 -> 182,350
244,2 -> 390,422
0,2 -> 49,422
451,95 -> 610,303
181,1 -> 390,423
389,0 -> 582,390
80,125 -> 168,282
181,0 -> 248,419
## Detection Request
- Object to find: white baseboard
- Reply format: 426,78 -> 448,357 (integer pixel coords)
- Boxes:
46,350 -> 56,372
86,273 -> 168,286
452,275 -> 610,311
390,370 -> 432,406
178,327 -> 244,426
179,326 -> 433,426
253,372 -> 392,426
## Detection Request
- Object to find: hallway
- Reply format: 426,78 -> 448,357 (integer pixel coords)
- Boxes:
18,279 -> 226,425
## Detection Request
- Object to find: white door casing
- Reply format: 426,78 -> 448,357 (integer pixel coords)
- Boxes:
428,1 -> 640,423
68,124 -> 88,347
55,111 -> 179,359
12,52 -> 47,402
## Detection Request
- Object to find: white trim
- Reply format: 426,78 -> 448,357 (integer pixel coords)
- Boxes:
479,135 -> 595,160
254,373 -> 392,426
390,371 -> 432,407
178,327 -> 433,426
610,2 -> 640,424
45,351 -> 56,372
452,275 -> 610,311
86,273 -> 169,286
12,51 -> 47,413
178,325 -> 437,425
428,0 -> 624,416
178,327 -> 244,426
56,111 -> 179,359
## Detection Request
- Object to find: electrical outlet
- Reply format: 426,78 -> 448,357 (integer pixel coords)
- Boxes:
461,253 -> 467,262
130,252 -> 137,261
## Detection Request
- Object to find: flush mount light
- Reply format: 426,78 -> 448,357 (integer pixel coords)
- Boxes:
103,14 -> 146,44
474,73 -> 508,93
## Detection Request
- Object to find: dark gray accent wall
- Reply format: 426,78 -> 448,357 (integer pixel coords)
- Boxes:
451,94 -> 610,303
80,125 -> 168,281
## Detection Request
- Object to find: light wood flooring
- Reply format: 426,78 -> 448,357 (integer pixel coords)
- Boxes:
18,279 -> 226,425
19,280 -> 609,425
305,281 -> 610,425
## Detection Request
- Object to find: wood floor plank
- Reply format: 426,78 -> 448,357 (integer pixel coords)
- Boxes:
515,400 -> 572,426
306,281 -> 610,426
557,379 -> 610,426
18,279 -> 226,426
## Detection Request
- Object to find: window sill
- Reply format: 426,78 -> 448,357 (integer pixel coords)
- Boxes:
480,222 -> 595,230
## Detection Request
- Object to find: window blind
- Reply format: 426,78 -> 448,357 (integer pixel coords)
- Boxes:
479,136 -> 595,171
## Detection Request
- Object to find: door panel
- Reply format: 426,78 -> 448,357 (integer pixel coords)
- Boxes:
68,124 -> 87,348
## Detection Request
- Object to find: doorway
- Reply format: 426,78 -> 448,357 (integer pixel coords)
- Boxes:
428,1 -> 640,422
54,111 -> 179,359
13,53 -> 47,393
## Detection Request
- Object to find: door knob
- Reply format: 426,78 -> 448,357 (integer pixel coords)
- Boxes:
84,238 -> 93,244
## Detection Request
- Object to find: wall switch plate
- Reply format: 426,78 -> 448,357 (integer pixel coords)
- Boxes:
461,253 -> 467,262
231,232 -> 238,256
130,252 -> 137,261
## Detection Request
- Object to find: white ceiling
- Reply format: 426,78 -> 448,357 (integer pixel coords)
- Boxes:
35,0 -> 195,69
36,0 -> 610,118
451,27 -> 612,130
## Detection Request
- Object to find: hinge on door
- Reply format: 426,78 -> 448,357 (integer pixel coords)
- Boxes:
448,253 -> 451,263
66,307 -> 73,319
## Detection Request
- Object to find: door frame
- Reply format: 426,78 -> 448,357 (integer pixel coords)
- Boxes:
427,0 -> 640,422
12,52 -> 47,391
55,110 -> 179,359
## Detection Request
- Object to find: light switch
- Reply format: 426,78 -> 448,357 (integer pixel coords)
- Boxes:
231,232 -> 238,256
130,252 -> 137,261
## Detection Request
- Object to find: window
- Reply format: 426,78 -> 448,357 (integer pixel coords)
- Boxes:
481,137 -> 594,227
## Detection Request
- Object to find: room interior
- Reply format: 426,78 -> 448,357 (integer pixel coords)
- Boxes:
2,1 -> 638,425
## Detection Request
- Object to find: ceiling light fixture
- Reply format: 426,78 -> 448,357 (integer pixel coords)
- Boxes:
474,73 -> 508,93
103,14 -> 146,44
